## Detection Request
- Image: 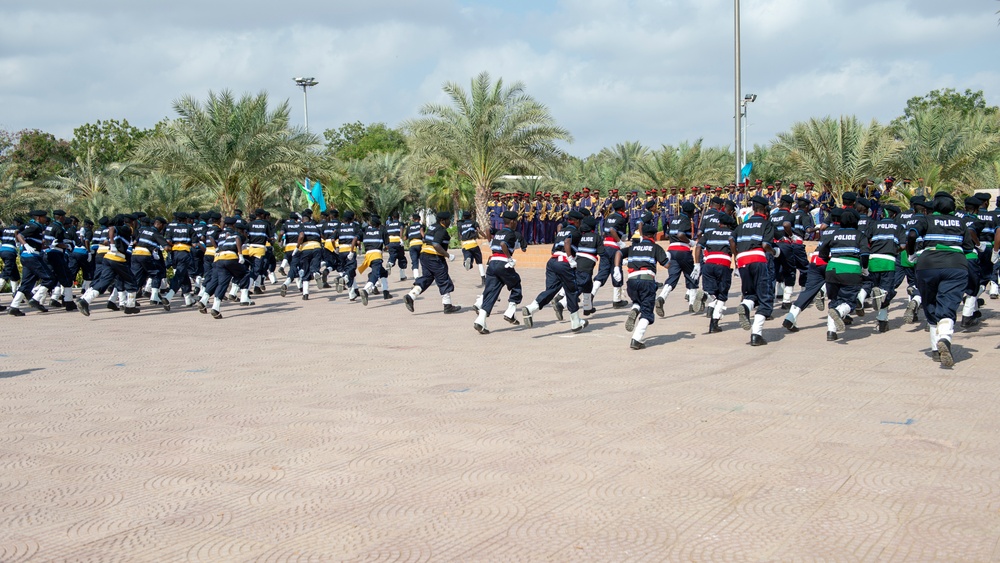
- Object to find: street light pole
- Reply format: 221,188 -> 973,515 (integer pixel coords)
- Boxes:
734,0 -> 742,184
741,94 -> 756,169
294,77 -> 318,209
293,77 -> 318,132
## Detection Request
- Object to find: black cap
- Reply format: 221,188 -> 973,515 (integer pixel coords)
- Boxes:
681,202 -> 695,213
98,216 -> 109,226
135,211 -> 147,218
934,190 -> 954,201
461,210 -> 471,220
29,209 -> 47,217
581,216 -> 598,230
796,197 -> 810,205
710,196 -> 725,205
53,209 -> 66,216
254,208 -> 266,216
436,211 -> 452,221
910,195 -> 927,207
235,219 -> 248,229
370,215 -> 381,224
234,209 -> 243,215
883,204 -> 900,215
829,207 -> 844,220
641,224 -> 658,236
750,195 -> 769,207
567,210 -> 584,220
780,194 -> 794,204
83,218 -> 94,225
841,191 -> 857,203
189,212 -> 201,219
718,213 -> 737,227
855,197 -> 870,209
964,196 -> 981,207
724,199 -> 737,208
612,199 -> 625,211
343,210 -> 355,220
501,210 -> 518,221
173,211 -> 187,220
154,216 -> 167,224
580,208 -> 591,217
411,213 -> 420,220
224,217 -> 237,225
643,200 -> 656,211
301,208 -> 312,216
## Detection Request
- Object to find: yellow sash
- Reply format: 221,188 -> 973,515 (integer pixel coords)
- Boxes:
358,249 -> 383,274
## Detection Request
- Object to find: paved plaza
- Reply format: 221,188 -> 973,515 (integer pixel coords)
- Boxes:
2,266 -> 999,561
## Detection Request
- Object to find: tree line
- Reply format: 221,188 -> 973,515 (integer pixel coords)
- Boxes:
2,77 -> 998,232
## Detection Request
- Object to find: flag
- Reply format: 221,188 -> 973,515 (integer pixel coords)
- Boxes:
311,181 -> 326,212
740,162 -> 753,182
296,179 -> 314,204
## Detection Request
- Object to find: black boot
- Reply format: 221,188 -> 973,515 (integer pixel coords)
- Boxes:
750,333 -> 767,346
876,320 -> 888,333
827,331 -> 839,341
629,339 -> 646,350
383,290 -> 393,300
709,318 -> 722,333
443,304 -> 462,314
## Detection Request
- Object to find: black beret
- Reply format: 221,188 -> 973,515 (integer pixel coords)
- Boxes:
580,207 -> 592,216
643,200 -> 657,210
841,191 -> 857,203
501,211 -> 518,221
98,216 -> 109,226
567,210 -> 584,220
724,199 -> 737,208
883,204 -> 900,215
254,208 -> 266,215
855,197 -> 870,209
173,211 -> 187,219
235,220 -> 248,229
829,207 -> 844,220
796,197 -> 810,205
934,191 -> 954,201
411,213 -> 421,220
29,209 -> 47,217
211,211 -> 223,220
52,209 -> 66,216
83,218 -> 94,225
581,216 -> 598,230
710,196 -> 725,205
681,202 -> 695,213
224,217 -> 237,225
780,194 -> 794,204
234,209 -> 243,215
461,210 -> 471,219
369,215 -> 381,223
964,196 -> 981,207
300,208 -> 312,216
750,195 -> 769,207
840,208 -> 860,227
135,211 -> 147,218
910,195 -> 927,206
974,192 -> 991,202
641,224 -> 658,236
718,213 -> 737,227
154,217 -> 167,224
189,212 -> 201,219
436,211 -> 452,221
612,199 -> 626,210
343,210 -> 355,220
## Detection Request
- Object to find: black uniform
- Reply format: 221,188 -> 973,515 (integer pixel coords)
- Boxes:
624,236 -> 670,325
165,220 -> 198,295
531,224 -> 582,313
384,218 -> 407,272
480,226 -> 523,315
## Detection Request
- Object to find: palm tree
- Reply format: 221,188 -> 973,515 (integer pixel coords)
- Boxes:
633,140 -> 733,191
406,71 -> 572,235
770,116 -> 903,199
72,172 -> 211,220
891,108 -> 1000,196
349,151 -> 414,219
44,146 -> 143,206
0,162 -> 57,222
136,90 -> 316,213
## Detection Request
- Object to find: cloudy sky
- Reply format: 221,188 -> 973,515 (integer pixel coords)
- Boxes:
1,0 -> 997,157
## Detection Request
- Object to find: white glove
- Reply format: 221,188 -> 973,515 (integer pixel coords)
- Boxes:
979,241 -> 990,252
992,250 -> 999,264
612,266 -> 622,283
448,253 -> 455,261
385,264 -> 392,275
238,254 -> 245,264
22,243 -> 37,253
568,257 -> 577,269
691,264 -> 701,279
772,246 -> 781,258
505,259 -> 516,269
347,251 -> 355,261
292,248 -> 299,256
862,268 -> 870,276
87,253 -> 92,263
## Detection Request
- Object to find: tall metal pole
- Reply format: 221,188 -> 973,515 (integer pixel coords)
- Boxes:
302,87 -> 310,133
742,102 -> 748,167
294,77 -> 318,207
734,0 -> 742,184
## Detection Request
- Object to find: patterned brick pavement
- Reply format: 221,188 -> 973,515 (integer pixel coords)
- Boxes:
2,265 -> 999,561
